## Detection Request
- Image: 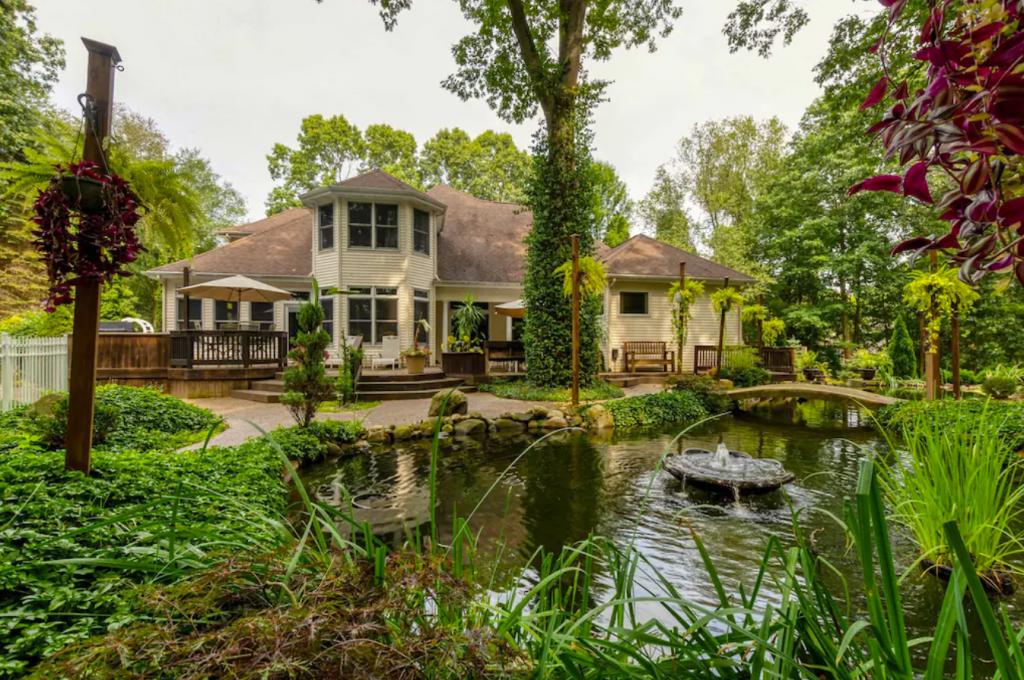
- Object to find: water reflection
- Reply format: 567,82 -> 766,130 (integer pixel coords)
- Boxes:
297,399 -> 1022,668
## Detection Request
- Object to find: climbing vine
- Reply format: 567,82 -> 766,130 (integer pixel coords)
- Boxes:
554,256 -> 607,299
903,266 -> 980,353
711,287 -> 744,316
668,278 -> 705,356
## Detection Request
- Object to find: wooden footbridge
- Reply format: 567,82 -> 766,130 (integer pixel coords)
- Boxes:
727,383 -> 899,410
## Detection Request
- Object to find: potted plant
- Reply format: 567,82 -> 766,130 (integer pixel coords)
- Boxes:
796,349 -> 826,383
442,293 -> 487,377
849,349 -> 892,381
403,319 -> 432,375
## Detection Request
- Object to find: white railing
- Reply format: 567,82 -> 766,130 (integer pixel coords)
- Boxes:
0,333 -> 69,412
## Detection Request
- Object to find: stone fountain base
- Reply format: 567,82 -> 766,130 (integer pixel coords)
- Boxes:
664,448 -> 795,500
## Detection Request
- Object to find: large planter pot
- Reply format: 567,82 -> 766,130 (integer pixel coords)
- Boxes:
405,355 -> 426,375
920,558 -> 1015,596
855,367 -> 877,381
442,351 -> 485,377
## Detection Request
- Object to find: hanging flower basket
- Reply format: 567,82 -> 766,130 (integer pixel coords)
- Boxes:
32,161 -> 146,311
60,175 -> 106,215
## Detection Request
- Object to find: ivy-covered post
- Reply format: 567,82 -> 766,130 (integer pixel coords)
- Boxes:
571,234 -> 580,408
66,39 -> 121,474
717,278 -> 730,373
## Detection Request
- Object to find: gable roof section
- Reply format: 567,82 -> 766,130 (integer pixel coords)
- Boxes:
218,207 -> 309,238
334,169 -> 424,194
429,185 -> 533,284
151,208 -> 312,278
600,234 -> 754,281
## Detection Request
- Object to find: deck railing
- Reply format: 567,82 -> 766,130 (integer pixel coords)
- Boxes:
170,330 -> 288,369
693,345 -> 795,375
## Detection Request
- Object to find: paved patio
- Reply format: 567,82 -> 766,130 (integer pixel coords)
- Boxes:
187,384 -> 662,448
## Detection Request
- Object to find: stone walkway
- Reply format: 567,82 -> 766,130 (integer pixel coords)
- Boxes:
187,384 -> 662,448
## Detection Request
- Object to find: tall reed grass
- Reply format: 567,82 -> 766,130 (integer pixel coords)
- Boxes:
876,400 -> 1024,575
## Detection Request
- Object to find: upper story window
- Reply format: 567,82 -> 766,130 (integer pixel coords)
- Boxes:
348,202 -> 399,250
318,203 -> 334,250
413,209 -> 430,255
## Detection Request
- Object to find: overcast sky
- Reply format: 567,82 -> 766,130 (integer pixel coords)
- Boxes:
33,0 -> 865,223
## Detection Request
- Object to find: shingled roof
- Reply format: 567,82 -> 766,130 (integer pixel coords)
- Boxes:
430,185 -> 532,283
151,208 -> 312,278
218,207 -> 309,238
333,169 -> 426,194
600,234 -> 754,281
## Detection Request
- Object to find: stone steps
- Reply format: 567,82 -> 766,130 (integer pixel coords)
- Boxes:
357,385 -> 477,402
229,388 -> 281,404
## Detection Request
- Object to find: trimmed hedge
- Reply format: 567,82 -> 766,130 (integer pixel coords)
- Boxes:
876,398 -> 1024,452
603,391 -> 708,431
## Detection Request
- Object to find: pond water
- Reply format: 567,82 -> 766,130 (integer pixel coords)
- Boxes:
298,400 -> 1023,671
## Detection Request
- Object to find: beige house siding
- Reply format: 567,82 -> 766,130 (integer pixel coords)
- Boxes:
313,198 -> 339,290
606,280 -> 743,372
163,281 -> 177,330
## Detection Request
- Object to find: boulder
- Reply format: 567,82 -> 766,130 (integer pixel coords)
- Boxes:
325,442 -> 345,457
429,389 -> 469,417
454,418 -> 487,436
542,416 -> 570,430
419,420 -> 437,436
528,420 -> 543,431
512,411 -> 533,422
546,410 -> 565,421
494,418 -> 525,433
584,405 -> 615,430
442,424 -> 454,434
366,428 -> 392,444
716,379 -> 734,389
469,411 -> 483,420
26,393 -> 62,418
393,425 -> 414,442
529,407 -> 549,419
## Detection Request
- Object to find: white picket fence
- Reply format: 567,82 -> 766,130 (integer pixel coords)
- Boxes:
0,333 -> 69,412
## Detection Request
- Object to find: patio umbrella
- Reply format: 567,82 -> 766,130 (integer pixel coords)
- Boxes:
495,299 -> 526,319
177,274 -> 292,309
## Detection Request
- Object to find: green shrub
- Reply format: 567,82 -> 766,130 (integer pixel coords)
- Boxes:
603,391 -> 708,430
281,296 -> 334,427
877,398 -> 1024,452
18,386 -> 221,451
941,368 -> 980,385
240,426 -> 328,465
887,315 -> 917,378
0,443 -> 286,676
665,374 -> 730,413
306,419 -> 363,446
718,348 -> 772,387
479,378 -> 624,402
982,375 -> 1018,399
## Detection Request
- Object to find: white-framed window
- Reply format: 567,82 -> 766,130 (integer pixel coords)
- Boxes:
348,286 -> 399,345
318,203 -> 335,250
413,208 -> 430,255
176,296 -> 203,330
619,292 -> 649,316
250,302 -> 275,331
348,202 -> 399,250
413,289 -> 430,347
214,300 -> 239,329
320,288 -> 334,342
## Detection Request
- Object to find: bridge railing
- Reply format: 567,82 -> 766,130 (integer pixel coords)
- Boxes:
693,346 -> 795,375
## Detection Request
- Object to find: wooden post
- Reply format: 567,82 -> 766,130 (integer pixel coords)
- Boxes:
571,234 -> 580,409
65,39 -> 120,475
951,300 -> 961,401
677,261 -> 686,375
918,312 -> 926,379
925,250 -> 941,401
757,293 -> 764,351
182,266 -> 191,331
717,277 -> 729,374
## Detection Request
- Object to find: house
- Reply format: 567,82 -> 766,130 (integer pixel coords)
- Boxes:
146,169 -> 754,372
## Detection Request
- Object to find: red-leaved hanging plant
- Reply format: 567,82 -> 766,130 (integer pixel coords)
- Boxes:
31,160 -> 146,311
854,0 -> 1024,286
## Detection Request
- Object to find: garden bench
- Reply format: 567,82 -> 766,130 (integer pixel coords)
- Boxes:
623,341 -> 675,373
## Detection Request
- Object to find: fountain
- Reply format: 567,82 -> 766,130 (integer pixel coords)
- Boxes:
663,443 -> 795,500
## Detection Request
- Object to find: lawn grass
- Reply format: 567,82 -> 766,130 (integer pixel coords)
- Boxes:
479,378 -> 624,402
318,400 -> 381,413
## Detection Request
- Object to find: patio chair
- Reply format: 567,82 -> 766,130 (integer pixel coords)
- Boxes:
371,335 -> 401,370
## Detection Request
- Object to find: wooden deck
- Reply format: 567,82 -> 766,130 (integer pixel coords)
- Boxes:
727,383 -> 899,410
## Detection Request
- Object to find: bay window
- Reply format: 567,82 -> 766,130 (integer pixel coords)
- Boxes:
413,208 -> 430,255
348,287 -> 399,345
318,203 -> 334,250
348,202 -> 399,250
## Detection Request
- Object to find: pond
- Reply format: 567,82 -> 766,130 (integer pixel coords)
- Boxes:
298,400 -> 1023,672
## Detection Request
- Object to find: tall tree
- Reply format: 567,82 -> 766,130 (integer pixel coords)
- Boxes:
590,161 -> 632,246
266,113 -> 363,214
419,128 -> 531,202
360,123 -> 420,186
638,165 -> 694,251
671,116 -> 787,273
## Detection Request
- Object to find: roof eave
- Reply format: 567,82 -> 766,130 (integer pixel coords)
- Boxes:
607,273 -> 755,283
300,185 -> 447,213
